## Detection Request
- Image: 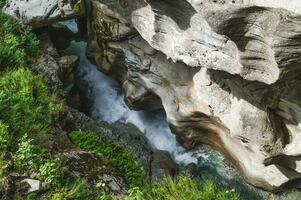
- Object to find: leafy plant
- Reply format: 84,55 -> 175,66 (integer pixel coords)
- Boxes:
0,11 -> 39,68
13,134 -> 41,171
38,158 -> 62,185
0,68 -> 61,138
0,121 -> 10,150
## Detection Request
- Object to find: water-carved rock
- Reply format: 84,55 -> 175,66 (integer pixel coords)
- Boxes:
87,0 -> 301,191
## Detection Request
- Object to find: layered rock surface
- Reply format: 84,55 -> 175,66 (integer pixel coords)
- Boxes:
86,0 -> 301,191
3,0 -> 85,27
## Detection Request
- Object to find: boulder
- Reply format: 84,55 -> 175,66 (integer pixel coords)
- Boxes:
3,0 -> 85,28
57,55 -> 79,86
86,0 -> 301,192
20,179 -> 43,194
32,32 -> 79,93
150,150 -> 177,179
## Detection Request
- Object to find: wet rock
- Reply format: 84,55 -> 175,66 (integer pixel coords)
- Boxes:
32,33 -> 62,91
3,0 -> 85,28
183,163 -> 198,178
52,131 -> 75,152
50,23 -> 78,50
151,150 -> 177,179
32,32 -> 79,98
60,150 -> 127,195
66,85 -> 83,111
57,55 -> 79,86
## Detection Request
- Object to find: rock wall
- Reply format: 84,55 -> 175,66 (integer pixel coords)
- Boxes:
86,0 -> 301,191
3,0 -> 85,28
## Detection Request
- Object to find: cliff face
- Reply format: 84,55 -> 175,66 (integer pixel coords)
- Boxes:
85,0 -> 301,191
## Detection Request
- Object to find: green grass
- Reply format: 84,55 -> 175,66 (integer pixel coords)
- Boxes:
0,68 -> 63,187
69,130 -> 145,188
69,131 -> 242,200
0,11 -> 39,68
0,121 -> 9,151
127,176 -> 241,200
39,175 -> 241,200
0,68 -> 61,140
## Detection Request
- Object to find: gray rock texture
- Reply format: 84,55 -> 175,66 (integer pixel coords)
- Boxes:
151,150 -> 178,179
20,179 -> 43,194
3,0 -> 85,28
60,150 -> 127,195
86,0 -> 301,192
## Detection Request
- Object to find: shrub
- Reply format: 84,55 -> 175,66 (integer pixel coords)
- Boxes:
0,68 -> 61,137
13,134 -> 41,171
13,134 -> 63,185
69,131 -> 145,188
0,35 -> 26,68
38,158 -> 62,185
0,11 -> 39,68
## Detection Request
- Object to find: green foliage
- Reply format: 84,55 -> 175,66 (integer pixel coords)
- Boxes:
69,131 -> 145,188
0,33 -> 26,68
0,0 -> 5,8
0,11 -> 39,68
38,158 -> 62,185
0,68 -> 61,138
0,67 -> 62,190
0,121 -> 10,150
44,179 -> 116,200
125,176 -> 241,200
13,134 -> 41,171
13,134 -> 62,185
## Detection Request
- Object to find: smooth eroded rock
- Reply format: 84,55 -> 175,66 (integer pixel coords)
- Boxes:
86,0 -> 301,192
3,0 -> 85,28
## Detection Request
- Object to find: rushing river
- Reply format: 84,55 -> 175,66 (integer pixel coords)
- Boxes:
60,20 -> 274,200
62,26 -> 208,166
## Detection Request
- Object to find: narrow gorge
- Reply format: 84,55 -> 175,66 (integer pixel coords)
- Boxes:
2,0 -> 301,199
